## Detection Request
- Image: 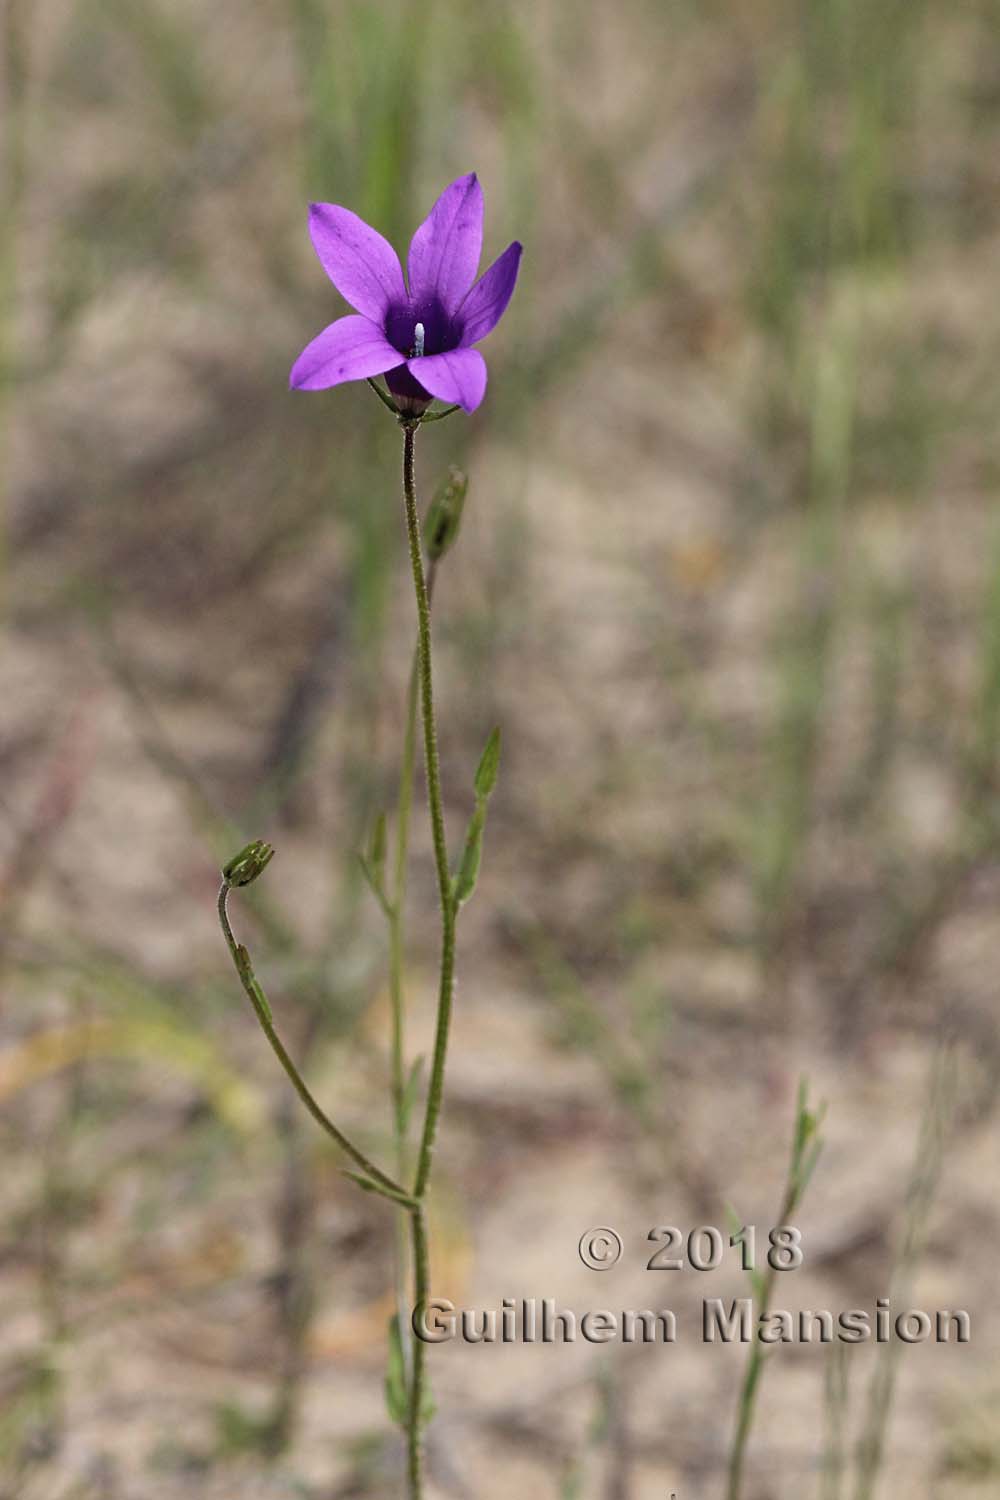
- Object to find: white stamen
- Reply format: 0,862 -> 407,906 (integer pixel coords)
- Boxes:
413,321 -> 425,358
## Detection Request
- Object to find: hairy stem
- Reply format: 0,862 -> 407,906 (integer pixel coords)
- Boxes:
388,559 -> 437,1407
407,1201 -> 430,1498
399,421 -> 458,1496
389,675 -> 416,1146
401,427 -> 457,1199
389,561 -> 438,1157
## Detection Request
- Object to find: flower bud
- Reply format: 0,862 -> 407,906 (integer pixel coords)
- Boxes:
223,840 -> 275,887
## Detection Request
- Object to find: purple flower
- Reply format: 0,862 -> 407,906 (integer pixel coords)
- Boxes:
290,173 -> 522,415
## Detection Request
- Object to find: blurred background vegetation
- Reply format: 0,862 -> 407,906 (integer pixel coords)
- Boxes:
2,0 -> 1000,1496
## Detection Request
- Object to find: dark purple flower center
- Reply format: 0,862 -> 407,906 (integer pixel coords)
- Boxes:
384,297 -> 458,358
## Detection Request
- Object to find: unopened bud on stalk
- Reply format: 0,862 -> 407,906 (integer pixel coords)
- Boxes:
222,840 -> 275,887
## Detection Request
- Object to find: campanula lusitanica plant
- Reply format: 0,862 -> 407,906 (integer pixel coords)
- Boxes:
221,173 -> 520,1499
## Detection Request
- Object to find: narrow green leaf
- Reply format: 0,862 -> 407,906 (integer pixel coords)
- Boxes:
357,852 -> 390,915
343,1169 -> 379,1195
453,804 -> 486,906
369,812 -> 387,876
474,726 -> 502,799
341,1170 -> 416,1209
366,376 -> 401,416
424,466 -> 468,559
798,1137 -> 824,1198
357,852 -> 377,895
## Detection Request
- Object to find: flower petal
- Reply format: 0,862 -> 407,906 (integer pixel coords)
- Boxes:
308,203 -> 406,321
458,241 -> 522,346
407,173 -> 484,313
290,315 -> 402,391
407,349 -> 487,414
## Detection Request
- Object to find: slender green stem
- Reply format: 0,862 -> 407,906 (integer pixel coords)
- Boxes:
726,1085 -> 823,1500
407,1201 -> 429,1498
401,423 -> 458,1203
725,1172 -> 799,1500
389,562 -> 439,1160
388,654 -> 418,1379
389,683 -> 414,1148
387,560 -> 437,1407
399,421 -> 459,1497
401,423 -> 458,924
218,881 -> 413,1207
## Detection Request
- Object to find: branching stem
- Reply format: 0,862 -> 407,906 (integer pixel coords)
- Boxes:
218,882 -> 413,1207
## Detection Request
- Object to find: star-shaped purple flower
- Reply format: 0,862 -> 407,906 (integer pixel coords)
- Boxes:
290,173 -> 522,416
